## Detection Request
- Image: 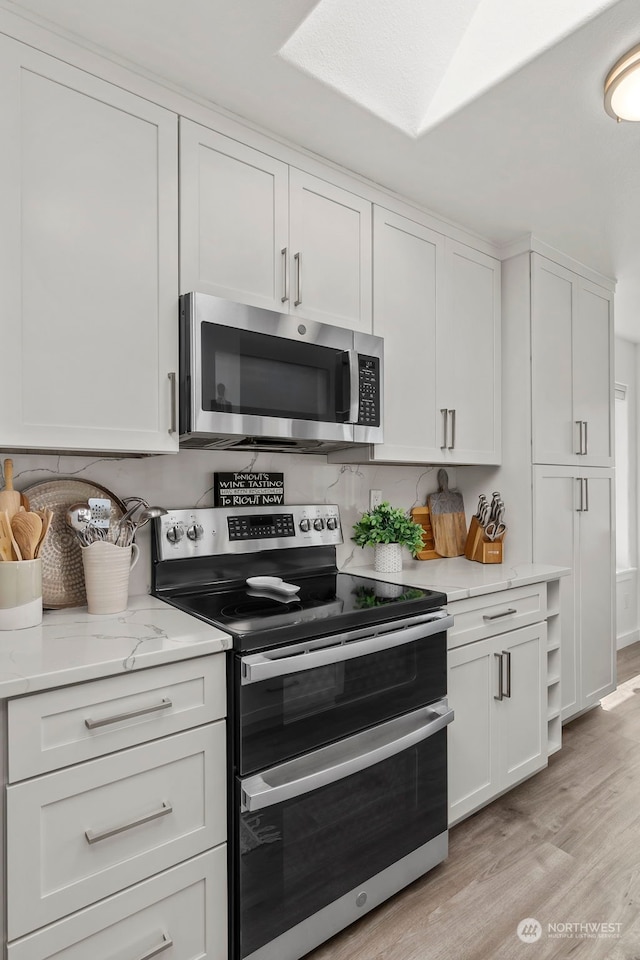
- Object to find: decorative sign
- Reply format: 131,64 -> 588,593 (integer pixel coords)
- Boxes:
214,472 -> 285,507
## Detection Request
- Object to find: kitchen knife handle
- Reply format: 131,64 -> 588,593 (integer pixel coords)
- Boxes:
440,408 -> 448,449
281,247 -> 289,303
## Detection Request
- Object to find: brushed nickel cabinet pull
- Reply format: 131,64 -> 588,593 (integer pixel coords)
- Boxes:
583,420 -> 588,455
448,409 -> 456,450
281,247 -> 289,303
575,420 -> 583,455
483,608 -> 516,621
503,649 -> 512,698
85,800 -> 172,844
294,251 -> 302,305
583,477 -> 589,513
168,372 -> 177,436
134,933 -> 174,960
576,477 -> 584,511
136,933 -> 173,960
494,652 -> 504,701
440,408 -> 448,449
84,698 -> 172,729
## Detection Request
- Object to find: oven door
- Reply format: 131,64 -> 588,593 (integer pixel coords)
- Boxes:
235,701 -> 453,960
235,611 -> 452,775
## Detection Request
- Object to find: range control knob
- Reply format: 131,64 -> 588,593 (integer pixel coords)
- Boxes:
313,518 -> 325,531
187,523 -> 204,541
299,518 -> 311,532
326,517 -> 338,530
166,524 -> 185,543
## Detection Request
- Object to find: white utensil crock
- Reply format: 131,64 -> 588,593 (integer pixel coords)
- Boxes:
81,541 -> 140,615
0,558 -> 43,629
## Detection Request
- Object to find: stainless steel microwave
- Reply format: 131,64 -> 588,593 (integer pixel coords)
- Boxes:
178,293 -> 384,453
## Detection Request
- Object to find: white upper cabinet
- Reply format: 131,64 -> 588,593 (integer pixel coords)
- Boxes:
531,254 -> 613,466
0,36 -> 179,455
180,120 -> 372,332
366,207 -> 500,465
440,240 -> 501,464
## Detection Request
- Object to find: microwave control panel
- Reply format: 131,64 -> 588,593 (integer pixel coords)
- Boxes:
358,355 -> 381,427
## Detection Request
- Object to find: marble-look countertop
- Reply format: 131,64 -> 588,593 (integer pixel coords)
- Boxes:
0,595 -> 232,699
346,557 -> 570,602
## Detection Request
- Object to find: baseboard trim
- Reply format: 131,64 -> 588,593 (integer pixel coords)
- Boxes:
617,629 -> 640,650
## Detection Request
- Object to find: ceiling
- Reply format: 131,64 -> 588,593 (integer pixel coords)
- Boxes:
4,0 -> 640,339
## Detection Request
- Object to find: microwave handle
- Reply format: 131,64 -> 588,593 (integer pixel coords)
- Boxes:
241,611 -> 453,684
348,350 -> 360,423
241,701 -> 455,812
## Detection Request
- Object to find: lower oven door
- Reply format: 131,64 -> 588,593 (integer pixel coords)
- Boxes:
234,700 -> 454,960
236,610 -> 452,774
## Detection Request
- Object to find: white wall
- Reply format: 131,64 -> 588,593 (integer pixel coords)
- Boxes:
3,450 -> 453,600
615,336 -> 639,649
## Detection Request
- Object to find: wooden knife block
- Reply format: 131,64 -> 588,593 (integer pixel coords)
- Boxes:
410,506 -> 441,560
465,516 -> 504,564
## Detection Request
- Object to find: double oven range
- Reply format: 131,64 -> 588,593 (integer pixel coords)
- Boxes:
152,504 -> 454,960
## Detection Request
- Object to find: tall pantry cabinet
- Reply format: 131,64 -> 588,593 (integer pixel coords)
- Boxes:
502,247 -> 615,724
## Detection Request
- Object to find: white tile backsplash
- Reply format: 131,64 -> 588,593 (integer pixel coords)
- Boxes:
3,451 -> 455,596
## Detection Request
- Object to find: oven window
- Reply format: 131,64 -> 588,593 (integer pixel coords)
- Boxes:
236,632 -> 446,775
201,323 -> 350,422
236,731 -> 447,959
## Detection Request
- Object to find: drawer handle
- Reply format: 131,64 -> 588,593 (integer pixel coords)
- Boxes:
84,698 -> 172,729
483,608 -> 517,622
135,933 -> 174,960
85,800 -> 173,844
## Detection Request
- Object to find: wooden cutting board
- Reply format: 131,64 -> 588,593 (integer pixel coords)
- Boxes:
427,469 -> 467,558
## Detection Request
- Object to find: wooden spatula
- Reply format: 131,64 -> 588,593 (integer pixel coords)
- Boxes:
11,511 -> 42,561
0,510 -> 22,561
34,509 -> 53,559
0,460 -> 22,521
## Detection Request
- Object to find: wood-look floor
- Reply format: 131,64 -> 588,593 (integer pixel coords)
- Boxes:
307,644 -> 640,960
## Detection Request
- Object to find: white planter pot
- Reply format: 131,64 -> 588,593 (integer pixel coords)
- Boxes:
374,542 -> 403,573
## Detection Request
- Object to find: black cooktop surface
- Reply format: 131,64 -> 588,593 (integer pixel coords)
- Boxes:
163,571 -> 447,652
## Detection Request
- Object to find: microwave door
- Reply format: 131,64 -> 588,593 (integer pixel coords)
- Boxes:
191,321 -> 355,444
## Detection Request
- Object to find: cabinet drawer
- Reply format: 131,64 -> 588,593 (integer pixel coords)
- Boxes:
7,723 -> 225,939
8,847 -> 226,960
8,655 -> 226,781
447,584 -> 546,649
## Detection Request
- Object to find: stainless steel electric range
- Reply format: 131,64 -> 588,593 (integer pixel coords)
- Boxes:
152,504 -> 454,960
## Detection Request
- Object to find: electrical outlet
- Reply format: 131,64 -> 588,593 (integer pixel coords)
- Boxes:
369,489 -> 382,510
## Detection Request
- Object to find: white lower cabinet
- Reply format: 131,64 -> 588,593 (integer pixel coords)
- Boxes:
448,620 -> 547,825
3,656 -> 228,960
7,849 -> 226,960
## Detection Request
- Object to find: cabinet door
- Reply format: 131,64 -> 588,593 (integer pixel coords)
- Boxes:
448,636 -> 498,825
440,241 -> 501,464
371,207 -> 445,462
573,280 -> 613,466
533,466 -> 579,718
0,37 -> 179,454
289,169 -> 372,331
179,120 -> 289,311
531,254 -> 576,464
498,623 -> 546,791
579,470 -> 615,707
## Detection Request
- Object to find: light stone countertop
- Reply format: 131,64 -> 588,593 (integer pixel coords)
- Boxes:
346,557 -> 570,601
0,594 -> 231,699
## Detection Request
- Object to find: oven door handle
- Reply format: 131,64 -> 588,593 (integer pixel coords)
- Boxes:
240,701 -> 455,812
240,611 -> 453,684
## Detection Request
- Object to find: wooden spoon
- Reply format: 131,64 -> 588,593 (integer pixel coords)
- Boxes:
10,511 -> 42,561
0,510 -> 22,561
34,509 -> 53,559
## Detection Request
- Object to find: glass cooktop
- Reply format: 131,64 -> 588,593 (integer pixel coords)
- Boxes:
165,571 -> 447,652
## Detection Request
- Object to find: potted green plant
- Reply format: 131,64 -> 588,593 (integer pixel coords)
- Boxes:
352,501 -> 425,573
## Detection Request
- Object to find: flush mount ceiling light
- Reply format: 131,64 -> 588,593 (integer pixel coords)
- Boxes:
604,43 -> 640,121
